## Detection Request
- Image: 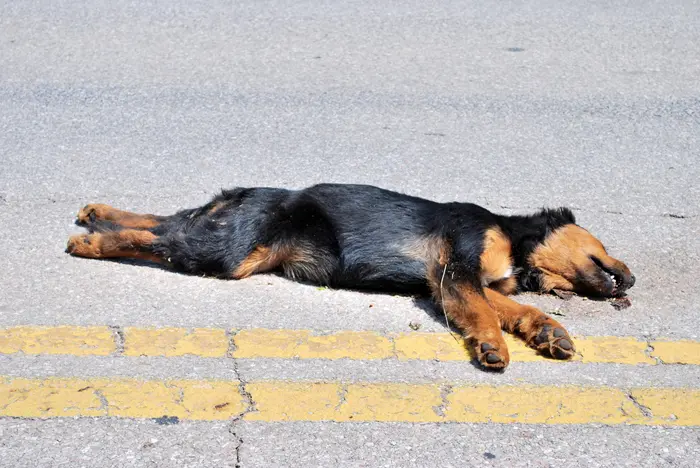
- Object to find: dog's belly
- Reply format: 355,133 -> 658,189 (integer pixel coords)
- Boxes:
333,253 -> 430,294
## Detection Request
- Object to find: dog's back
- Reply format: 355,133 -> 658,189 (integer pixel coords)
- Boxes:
150,184 -> 495,292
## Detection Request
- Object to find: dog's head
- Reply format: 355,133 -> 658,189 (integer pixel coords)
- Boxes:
518,209 -> 635,298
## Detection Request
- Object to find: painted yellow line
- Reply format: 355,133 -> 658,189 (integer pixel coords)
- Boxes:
572,336 -> 656,365
0,326 -> 697,366
1,376 -> 698,425
0,326 -> 115,356
650,340 -> 700,365
123,327 -> 229,358
0,377 -> 245,420
392,333 -> 659,364
234,329 -> 394,360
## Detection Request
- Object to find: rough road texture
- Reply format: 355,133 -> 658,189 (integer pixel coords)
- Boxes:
1,0 -> 699,466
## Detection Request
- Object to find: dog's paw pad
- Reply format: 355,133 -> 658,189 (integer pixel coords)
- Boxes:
533,324 -> 552,346
530,324 -> 575,360
476,341 -> 509,370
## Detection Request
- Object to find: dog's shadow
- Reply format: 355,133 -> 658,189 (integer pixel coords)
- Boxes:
411,296 -> 462,334
68,252 -> 503,371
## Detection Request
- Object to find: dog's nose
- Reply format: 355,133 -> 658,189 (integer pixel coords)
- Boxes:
629,274 -> 636,288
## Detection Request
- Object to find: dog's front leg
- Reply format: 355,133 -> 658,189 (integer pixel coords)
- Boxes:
485,288 -> 576,360
430,277 -> 510,370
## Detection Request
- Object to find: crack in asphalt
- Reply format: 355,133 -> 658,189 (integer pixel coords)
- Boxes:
226,329 -> 257,468
625,392 -> 654,419
432,384 -> 453,418
108,325 -> 125,356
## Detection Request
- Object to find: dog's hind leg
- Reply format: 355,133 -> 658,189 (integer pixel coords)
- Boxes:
66,229 -> 163,263
76,204 -> 167,229
485,288 -> 575,360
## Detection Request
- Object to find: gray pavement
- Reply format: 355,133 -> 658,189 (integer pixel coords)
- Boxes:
3,353 -> 700,388
1,418 -> 698,468
1,0 -> 699,466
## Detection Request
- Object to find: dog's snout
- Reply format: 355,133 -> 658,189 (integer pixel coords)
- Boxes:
629,274 -> 636,288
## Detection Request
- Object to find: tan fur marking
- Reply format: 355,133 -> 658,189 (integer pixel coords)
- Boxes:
488,276 -> 518,295
233,242 -> 333,283
528,224 -> 630,293
285,244 -> 315,265
232,246 -> 284,279
529,225 -> 600,283
485,288 -> 575,359
448,288 -> 501,337
480,227 -> 513,286
425,269 -> 510,368
537,268 -> 576,291
401,235 -> 445,264
207,201 -> 228,215
78,204 -> 161,229
66,230 -> 160,262
485,288 -> 545,333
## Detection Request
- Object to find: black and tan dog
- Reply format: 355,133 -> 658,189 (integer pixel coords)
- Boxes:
66,184 -> 635,370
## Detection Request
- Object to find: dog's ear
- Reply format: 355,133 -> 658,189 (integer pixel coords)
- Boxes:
518,266 -> 543,292
515,234 -> 544,292
540,207 -> 576,234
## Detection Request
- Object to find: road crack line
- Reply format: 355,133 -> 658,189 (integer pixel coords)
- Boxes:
225,329 -> 256,468
432,384 -> 453,418
108,325 -> 125,356
625,391 -> 653,418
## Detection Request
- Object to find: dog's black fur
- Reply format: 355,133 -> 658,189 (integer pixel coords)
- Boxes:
93,184 -> 573,294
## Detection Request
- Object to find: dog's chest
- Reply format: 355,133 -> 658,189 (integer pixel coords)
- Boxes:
480,228 -> 517,294
481,265 -> 513,286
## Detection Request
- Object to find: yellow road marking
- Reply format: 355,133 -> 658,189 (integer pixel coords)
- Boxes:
0,326 -> 697,366
446,385 -> 642,424
629,388 -> 699,425
123,327 -> 228,358
0,377 -> 245,420
574,336 -> 656,365
0,326 -> 115,356
650,340 -> 700,365
246,382 -> 341,421
234,329 -> 394,360
1,377 -> 698,425
393,332 -> 468,361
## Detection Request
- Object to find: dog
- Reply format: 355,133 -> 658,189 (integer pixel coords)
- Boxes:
66,183 -> 635,370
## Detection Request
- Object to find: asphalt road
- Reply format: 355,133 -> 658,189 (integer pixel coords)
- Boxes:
1,0 -> 699,467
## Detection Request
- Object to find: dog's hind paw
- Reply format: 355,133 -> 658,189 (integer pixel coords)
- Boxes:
76,203 -> 110,225
66,233 -> 102,257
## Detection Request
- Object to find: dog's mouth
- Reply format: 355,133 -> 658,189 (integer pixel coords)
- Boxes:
602,268 -> 621,296
590,256 -> 624,297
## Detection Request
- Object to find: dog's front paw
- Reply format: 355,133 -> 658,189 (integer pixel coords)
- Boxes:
528,323 -> 575,360
472,337 -> 510,370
